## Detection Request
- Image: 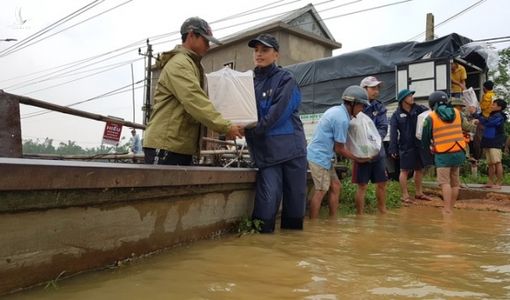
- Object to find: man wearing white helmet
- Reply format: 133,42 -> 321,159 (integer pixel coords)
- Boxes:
307,86 -> 371,219
353,76 -> 388,215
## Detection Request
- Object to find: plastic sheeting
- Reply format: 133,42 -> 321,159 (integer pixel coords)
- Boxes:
285,33 -> 487,114
206,67 -> 257,125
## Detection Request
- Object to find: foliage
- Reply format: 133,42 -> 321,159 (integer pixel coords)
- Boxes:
22,137 -> 130,156
337,178 -> 405,215
459,158 -> 510,185
237,217 -> 263,236
491,47 -> 510,101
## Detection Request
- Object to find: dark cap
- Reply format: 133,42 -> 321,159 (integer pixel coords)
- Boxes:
180,17 -> 222,45
248,33 -> 279,51
483,80 -> 494,90
397,89 -> 415,102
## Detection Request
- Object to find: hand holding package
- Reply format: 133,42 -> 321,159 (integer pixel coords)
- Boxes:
206,67 -> 257,125
346,112 -> 382,158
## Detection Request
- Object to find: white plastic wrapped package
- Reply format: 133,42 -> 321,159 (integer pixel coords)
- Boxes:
346,112 -> 381,158
206,67 -> 257,125
462,87 -> 480,109
415,110 -> 431,140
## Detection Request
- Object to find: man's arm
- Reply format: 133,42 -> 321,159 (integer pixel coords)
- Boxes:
334,142 -> 370,163
421,117 -> 433,151
165,57 -> 232,134
375,105 -> 389,139
388,113 -> 399,158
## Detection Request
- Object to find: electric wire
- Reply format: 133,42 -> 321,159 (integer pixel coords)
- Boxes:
0,0 -> 106,57
1,0 -> 134,57
23,58 -> 143,95
21,80 -> 144,119
6,0 -> 414,96
406,0 -> 488,41
1,0 -> 333,88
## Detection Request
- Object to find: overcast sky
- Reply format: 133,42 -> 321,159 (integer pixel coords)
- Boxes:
1,0 -> 509,149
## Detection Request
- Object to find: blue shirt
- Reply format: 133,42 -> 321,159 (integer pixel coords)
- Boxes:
307,105 -> 350,169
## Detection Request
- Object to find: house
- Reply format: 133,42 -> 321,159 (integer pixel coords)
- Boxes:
201,3 -> 342,72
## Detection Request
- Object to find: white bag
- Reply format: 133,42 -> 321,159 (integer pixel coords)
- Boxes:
462,87 -> 480,109
346,112 -> 382,158
415,110 -> 431,140
206,67 -> 257,125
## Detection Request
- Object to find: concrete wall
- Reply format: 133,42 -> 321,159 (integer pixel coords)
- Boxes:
0,158 -> 256,296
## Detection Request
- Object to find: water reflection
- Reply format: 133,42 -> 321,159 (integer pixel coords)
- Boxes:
7,206 -> 510,299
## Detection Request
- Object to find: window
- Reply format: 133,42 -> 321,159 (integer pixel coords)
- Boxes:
223,61 -> 235,69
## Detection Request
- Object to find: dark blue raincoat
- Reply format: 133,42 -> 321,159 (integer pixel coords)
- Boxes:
245,63 -> 307,233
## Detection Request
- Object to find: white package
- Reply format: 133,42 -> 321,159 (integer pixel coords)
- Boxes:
415,110 -> 431,140
462,87 -> 480,109
346,112 -> 381,158
206,67 -> 257,125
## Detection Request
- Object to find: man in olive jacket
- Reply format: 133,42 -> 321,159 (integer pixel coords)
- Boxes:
143,17 -> 242,165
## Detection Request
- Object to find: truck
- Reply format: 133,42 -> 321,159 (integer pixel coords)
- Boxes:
285,33 -> 491,178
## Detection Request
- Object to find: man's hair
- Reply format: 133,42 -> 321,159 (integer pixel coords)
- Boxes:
181,32 -> 199,43
483,80 -> 494,90
494,98 -> 507,111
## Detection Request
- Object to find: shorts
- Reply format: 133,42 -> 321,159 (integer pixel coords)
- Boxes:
352,159 -> 387,184
436,167 -> 460,187
399,149 -> 425,171
484,148 -> 502,164
309,161 -> 339,191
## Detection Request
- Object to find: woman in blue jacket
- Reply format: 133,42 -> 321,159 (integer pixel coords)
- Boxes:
244,33 -> 307,233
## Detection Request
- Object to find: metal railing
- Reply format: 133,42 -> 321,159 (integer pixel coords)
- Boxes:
0,91 -> 251,166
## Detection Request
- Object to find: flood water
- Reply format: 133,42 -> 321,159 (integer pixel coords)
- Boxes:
7,206 -> 510,299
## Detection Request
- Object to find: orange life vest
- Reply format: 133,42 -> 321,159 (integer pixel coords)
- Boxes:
430,109 -> 466,153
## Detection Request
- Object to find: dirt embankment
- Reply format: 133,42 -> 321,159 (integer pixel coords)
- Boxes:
416,188 -> 510,213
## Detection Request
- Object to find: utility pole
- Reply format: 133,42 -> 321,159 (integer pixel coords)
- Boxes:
139,39 -> 153,125
425,13 -> 434,41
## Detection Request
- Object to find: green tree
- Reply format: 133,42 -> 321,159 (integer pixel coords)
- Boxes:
22,138 -> 56,154
492,47 -> 510,100
22,137 -> 130,156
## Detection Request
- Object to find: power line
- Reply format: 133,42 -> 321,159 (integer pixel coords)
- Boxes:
4,46 -> 138,90
1,0 -> 134,57
3,0 -> 394,92
473,36 -> 510,43
0,0 -> 301,86
23,58 -> 143,95
3,0 -> 332,90
9,57 -> 143,92
0,0 -> 106,57
21,80 -> 144,119
406,0 -> 487,41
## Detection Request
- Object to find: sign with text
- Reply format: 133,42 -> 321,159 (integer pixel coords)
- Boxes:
102,121 -> 123,146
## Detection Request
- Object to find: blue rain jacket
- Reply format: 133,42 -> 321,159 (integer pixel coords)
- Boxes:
245,64 -> 307,168
363,99 -> 388,160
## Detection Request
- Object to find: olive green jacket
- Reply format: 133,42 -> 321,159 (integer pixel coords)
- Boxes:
143,45 -> 231,155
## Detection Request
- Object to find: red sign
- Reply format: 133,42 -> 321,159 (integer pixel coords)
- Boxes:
102,121 -> 123,146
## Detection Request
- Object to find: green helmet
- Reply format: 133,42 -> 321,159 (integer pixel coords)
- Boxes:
428,91 -> 448,109
342,85 -> 370,106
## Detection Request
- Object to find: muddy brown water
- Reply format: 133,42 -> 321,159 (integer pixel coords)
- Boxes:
6,206 -> 510,299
